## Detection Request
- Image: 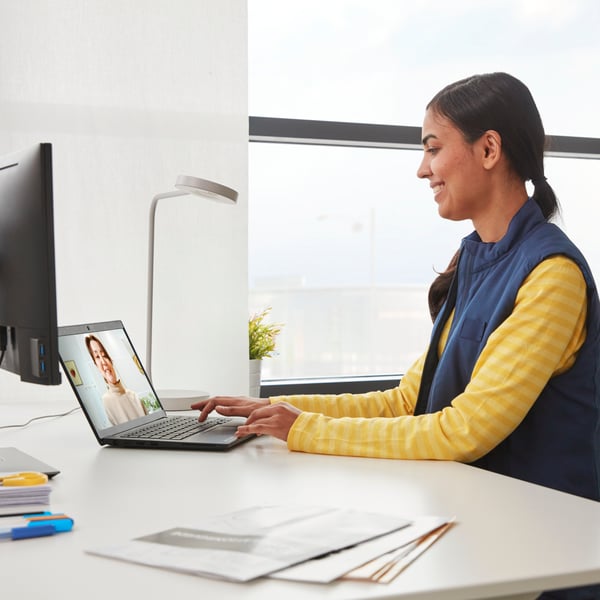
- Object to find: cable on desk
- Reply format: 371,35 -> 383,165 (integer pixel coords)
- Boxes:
0,406 -> 81,430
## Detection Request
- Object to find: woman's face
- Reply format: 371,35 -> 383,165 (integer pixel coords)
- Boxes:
417,108 -> 489,224
89,339 -> 118,385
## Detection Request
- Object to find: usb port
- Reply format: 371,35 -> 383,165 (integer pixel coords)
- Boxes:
30,337 -> 49,378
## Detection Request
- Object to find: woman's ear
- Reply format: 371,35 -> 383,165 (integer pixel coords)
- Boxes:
481,130 -> 502,170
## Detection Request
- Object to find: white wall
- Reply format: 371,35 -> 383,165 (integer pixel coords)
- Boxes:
0,0 -> 248,403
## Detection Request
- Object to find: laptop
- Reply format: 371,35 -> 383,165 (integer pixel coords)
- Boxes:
58,320 -> 253,451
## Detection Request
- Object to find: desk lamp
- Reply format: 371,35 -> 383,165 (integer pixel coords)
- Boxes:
147,175 -> 238,410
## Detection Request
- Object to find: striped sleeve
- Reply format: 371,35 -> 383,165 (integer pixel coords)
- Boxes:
280,256 -> 587,460
269,358 -> 423,419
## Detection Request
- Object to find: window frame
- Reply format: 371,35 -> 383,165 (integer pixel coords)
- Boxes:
250,117 -> 600,158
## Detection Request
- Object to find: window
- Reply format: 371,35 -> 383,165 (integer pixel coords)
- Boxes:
249,142 -> 471,379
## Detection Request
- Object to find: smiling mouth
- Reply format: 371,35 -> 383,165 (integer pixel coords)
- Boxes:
432,183 -> 444,195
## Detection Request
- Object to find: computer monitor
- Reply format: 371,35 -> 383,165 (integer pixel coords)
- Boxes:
0,142 -> 61,385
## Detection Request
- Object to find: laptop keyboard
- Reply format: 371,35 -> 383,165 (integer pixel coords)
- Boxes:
120,416 -> 230,440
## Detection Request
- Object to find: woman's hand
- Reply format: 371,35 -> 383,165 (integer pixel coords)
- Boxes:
191,396 -> 268,423
236,402 -> 301,442
191,396 -> 301,442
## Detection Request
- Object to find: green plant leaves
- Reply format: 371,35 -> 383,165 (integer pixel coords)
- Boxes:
249,307 -> 283,360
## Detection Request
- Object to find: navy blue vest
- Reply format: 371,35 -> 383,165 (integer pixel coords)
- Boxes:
424,199 -> 600,500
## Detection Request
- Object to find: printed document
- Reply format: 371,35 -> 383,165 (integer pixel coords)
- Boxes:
87,504 -> 410,582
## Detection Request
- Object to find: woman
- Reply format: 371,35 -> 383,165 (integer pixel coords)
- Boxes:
85,334 -> 147,425
194,71 -> 599,546
195,72 -> 599,492
195,72 -> 599,488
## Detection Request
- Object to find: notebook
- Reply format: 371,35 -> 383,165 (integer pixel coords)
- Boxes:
57,320 -> 253,451
0,447 -> 60,478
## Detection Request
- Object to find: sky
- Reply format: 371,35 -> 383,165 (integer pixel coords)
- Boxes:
247,0 -> 600,289
249,0 -> 600,136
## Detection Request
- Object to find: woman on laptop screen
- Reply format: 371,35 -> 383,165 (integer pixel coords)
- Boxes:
85,334 -> 147,425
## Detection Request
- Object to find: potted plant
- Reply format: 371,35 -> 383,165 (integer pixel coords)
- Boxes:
248,307 -> 282,397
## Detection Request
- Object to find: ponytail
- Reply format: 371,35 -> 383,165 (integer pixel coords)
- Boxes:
532,176 -> 560,221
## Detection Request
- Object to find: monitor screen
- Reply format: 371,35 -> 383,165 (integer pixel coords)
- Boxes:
0,143 -> 61,385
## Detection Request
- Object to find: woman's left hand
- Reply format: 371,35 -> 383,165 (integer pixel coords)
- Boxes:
236,402 -> 301,442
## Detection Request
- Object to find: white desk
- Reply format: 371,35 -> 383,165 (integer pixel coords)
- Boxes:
2,397 -> 600,600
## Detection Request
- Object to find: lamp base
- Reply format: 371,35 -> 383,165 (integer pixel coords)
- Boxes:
156,389 -> 209,411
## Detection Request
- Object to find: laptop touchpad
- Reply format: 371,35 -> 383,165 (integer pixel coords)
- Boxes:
198,425 -> 240,442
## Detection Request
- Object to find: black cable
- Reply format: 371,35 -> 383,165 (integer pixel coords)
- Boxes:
0,325 -> 7,352
0,325 -> 7,367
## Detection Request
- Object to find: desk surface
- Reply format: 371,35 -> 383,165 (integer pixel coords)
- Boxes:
2,396 -> 600,600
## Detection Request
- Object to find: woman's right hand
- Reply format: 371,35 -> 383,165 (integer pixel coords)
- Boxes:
191,396 -> 269,423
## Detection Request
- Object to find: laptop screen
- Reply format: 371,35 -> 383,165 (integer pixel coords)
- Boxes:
58,322 -> 162,433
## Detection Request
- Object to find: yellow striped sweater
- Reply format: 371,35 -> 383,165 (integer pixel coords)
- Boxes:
271,256 -> 587,461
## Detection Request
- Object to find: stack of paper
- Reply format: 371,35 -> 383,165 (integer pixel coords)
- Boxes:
342,519 -> 454,583
0,483 -> 52,516
88,505 -> 454,584
271,515 -> 455,584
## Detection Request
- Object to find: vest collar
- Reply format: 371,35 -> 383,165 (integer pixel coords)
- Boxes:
460,198 -> 545,271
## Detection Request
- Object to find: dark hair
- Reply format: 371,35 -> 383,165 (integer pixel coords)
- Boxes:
427,72 -> 559,320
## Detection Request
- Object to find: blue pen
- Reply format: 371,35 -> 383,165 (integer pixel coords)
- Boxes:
0,512 -> 74,541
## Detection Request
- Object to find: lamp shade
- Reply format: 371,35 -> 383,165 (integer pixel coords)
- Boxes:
174,175 -> 238,204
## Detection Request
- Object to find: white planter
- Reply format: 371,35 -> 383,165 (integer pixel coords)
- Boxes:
249,359 -> 262,397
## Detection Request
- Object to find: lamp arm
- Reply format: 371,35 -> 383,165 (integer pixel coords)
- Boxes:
146,190 -> 188,380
